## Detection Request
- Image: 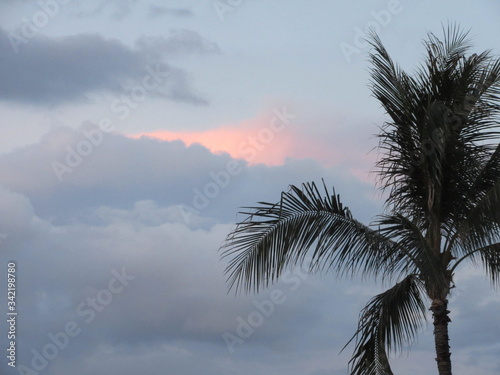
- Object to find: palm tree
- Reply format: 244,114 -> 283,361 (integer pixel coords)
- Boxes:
220,26 -> 500,375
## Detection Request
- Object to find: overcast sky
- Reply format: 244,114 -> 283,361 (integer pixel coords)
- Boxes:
0,1 -> 499,374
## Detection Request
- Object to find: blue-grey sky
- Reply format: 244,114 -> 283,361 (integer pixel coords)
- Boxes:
0,1 -> 499,374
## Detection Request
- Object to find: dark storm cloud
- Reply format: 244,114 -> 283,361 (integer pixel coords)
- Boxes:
0,27 -> 217,105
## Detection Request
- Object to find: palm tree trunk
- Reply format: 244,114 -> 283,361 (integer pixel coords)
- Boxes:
430,298 -> 452,375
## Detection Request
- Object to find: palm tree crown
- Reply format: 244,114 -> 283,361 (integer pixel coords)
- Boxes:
220,25 -> 500,375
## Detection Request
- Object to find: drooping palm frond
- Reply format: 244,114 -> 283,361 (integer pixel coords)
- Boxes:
221,181 -> 402,293
452,243 -> 500,289
472,142 -> 500,198
448,178 -> 500,285
345,274 -> 427,375
451,179 -> 500,255
477,243 -> 500,287
375,214 -> 450,297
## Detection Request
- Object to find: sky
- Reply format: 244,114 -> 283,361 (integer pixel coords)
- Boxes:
0,1 -> 499,374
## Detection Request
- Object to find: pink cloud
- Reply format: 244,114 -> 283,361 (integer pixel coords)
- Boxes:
129,110 -> 299,166
127,109 -> 377,183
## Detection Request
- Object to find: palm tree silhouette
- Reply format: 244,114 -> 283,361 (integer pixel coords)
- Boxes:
220,25 -> 500,375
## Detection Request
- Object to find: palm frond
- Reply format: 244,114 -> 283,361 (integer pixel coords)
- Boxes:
370,26 -> 500,234
345,275 -> 427,375
477,243 -> 500,287
450,179 -> 500,259
376,214 -> 450,297
220,181 -> 399,293
452,243 -> 500,288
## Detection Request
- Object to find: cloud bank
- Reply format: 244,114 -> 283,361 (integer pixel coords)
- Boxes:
0,28 -> 217,105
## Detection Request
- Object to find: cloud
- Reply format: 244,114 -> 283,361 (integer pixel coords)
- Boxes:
0,123 -> 380,225
72,0 -> 138,21
136,29 -> 220,60
0,27 -> 217,105
148,5 -> 194,18
128,107 -> 376,177
1,191 -> 495,375
129,108 -> 298,166
0,182 -> 365,375
0,186 -> 237,373
0,125 -> 498,375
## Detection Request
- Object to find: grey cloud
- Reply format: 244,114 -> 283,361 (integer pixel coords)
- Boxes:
0,125 -> 233,223
0,186 -> 356,375
0,27 -> 217,105
451,279 -> 500,349
0,30 -> 141,104
149,5 -> 194,18
68,1 -> 194,21
0,125 -> 379,226
136,29 -> 220,59
72,0 -> 138,21
0,132 -> 499,374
